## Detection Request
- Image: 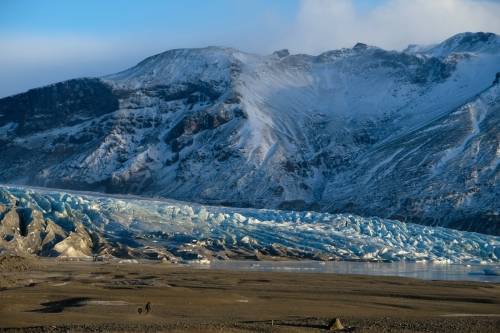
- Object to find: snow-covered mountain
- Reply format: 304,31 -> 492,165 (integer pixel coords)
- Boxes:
0,32 -> 499,234
1,186 -> 498,263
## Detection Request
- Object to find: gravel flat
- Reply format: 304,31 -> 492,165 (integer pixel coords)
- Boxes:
1,258 -> 499,332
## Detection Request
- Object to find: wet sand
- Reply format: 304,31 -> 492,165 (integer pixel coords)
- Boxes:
1,258 -> 499,332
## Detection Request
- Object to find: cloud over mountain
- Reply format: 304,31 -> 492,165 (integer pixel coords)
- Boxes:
288,0 -> 500,53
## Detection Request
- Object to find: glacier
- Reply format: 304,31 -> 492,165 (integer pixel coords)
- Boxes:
0,186 -> 498,264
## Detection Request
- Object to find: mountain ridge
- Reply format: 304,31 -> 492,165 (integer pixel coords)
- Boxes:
0,32 -> 498,234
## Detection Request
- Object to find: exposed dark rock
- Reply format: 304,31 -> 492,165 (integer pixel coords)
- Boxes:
273,49 -> 290,58
0,78 -> 119,135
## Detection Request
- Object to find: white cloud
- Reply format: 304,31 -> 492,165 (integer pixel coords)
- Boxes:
287,0 -> 500,54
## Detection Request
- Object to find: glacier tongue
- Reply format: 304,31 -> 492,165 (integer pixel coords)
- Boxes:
0,186 -> 498,264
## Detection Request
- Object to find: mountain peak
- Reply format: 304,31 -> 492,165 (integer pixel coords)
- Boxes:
406,32 -> 500,57
446,31 -> 497,43
104,46 -> 248,88
272,49 -> 290,58
353,42 -> 369,50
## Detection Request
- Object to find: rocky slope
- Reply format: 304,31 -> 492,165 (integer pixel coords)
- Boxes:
0,32 -> 498,234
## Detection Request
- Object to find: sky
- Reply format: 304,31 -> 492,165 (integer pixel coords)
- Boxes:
1,0 -> 500,97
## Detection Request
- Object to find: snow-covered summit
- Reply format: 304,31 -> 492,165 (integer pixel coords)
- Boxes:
105,46 -> 245,90
405,32 -> 500,57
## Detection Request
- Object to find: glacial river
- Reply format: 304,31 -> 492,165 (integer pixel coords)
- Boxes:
191,260 -> 500,283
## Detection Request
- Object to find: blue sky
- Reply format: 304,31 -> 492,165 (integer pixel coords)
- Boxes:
1,0 -> 499,97
1,0 -> 298,37
0,0 -> 381,35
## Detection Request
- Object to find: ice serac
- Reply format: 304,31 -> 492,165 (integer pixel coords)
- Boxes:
0,186 -> 498,263
0,33 -> 499,234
